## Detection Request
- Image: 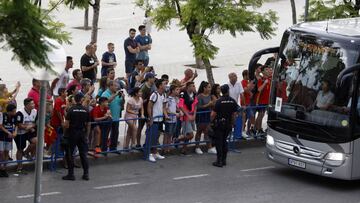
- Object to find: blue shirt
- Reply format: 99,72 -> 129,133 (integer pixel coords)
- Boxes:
101,89 -> 124,121
135,35 -> 152,60
101,51 -> 117,70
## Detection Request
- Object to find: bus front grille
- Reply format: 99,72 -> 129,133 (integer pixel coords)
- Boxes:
275,140 -> 324,159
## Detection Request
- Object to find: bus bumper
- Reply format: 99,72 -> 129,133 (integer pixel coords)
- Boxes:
266,141 -> 353,180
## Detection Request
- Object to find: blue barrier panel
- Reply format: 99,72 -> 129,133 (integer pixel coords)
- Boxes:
233,115 -> 243,139
1,105 -> 268,167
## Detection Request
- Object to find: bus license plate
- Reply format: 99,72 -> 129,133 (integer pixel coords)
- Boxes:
288,159 -> 306,169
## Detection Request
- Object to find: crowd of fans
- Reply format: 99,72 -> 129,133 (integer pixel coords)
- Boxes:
0,24 -> 274,178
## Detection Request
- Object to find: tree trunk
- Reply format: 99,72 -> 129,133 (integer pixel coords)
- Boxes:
84,8 -> 89,30
290,0 -> 297,24
91,0 -> 100,43
304,0 -> 309,22
195,57 -> 204,69
202,58 -> 215,85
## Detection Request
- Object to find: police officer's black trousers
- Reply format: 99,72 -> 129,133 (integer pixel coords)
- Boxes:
65,131 -> 89,176
214,129 -> 230,164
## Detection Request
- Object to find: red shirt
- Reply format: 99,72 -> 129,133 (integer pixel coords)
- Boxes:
50,97 -> 66,128
241,80 -> 251,106
256,77 -> 271,105
28,87 -> 52,110
92,105 -> 109,120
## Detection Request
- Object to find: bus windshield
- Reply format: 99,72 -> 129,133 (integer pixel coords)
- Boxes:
270,31 -> 360,142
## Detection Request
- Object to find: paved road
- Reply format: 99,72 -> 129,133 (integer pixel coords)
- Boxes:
3,144 -> 360,203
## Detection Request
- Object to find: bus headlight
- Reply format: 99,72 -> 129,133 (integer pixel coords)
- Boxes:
324,152 -> 345,166
266,135 -> 275,146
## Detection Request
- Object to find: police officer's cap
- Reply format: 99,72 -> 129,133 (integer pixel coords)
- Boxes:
220,84 -> 229,95
74,92 -> 84,103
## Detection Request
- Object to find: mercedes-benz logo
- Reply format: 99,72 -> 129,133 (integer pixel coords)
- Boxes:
293,146 -> 300,155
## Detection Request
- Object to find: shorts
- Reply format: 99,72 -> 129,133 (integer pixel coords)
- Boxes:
245,106 -> 255,119
165,123 -> 176,136
125,60 -> 135,74
14,132 -> 36,151
181,121 -> 196,135
256,105 -> 267,113
0,141 -> 12,151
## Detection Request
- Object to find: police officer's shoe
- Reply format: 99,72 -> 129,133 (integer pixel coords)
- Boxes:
222,160 -> 227,166
212,162 -> 223,168
62,175 -> 75,181
82,174 -> 89,181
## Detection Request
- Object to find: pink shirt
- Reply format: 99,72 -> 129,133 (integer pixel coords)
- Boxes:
66,80 -> 82,91
178,94 -> 198,121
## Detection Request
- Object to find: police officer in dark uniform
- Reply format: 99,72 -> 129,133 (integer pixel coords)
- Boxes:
210,84 -> 238,167
62,93 -> 91,181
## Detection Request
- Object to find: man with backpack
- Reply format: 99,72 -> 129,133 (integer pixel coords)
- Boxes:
146,79 -> 168,162
136,73 -> 156,149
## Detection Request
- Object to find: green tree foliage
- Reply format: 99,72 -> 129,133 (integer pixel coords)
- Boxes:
0,0 -> 70,72
137,0 -> 278,84
306,0 -> 360,21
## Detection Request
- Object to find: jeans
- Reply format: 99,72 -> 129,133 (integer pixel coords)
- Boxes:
110,121 -> 119,150
100,123 -> 111,152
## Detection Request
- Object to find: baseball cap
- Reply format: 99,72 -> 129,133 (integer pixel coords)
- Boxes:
145,72 -> 155,80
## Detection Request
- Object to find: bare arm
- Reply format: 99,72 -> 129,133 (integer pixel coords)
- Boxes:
127,46 -> 140,54
64,120 -> 69,129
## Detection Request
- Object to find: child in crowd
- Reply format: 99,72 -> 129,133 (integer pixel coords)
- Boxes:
164,84 -> 180,154
92,97 -> 112,155
178,82 -> 198,154
0,104 -> 17,177
44,101 -> 56,156
241,70 -> 256,138
0,82 -> 20,112
124,87 -> 144,151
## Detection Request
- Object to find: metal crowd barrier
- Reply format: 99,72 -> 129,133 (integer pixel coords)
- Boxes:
0,105 -> 268,167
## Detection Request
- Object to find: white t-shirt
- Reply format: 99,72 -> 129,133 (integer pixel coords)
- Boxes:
150,91 -> 167,122
166,96 -> 178,123
228,82 -> 244,105
53,70 -> 70,96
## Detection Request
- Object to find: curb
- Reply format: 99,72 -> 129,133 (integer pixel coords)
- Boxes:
7,139 -> 265,172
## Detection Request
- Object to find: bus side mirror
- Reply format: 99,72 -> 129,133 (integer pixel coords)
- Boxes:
336,64 -> 360,88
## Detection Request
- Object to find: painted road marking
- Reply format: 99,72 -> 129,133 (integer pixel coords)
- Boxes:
240,166 -> 275,172
94,182 -> 140,190
17,192 -> 61,199
173,174 -> 209,180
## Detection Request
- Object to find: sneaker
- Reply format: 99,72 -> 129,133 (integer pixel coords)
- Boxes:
249,128 -> 257,137
155,153 -> 165,160
207,147 -> 217,154
242,131 -> 249,140
95,147 -> 101,154
15,169 -> 27,175
148,154 -> 156,162
195,148 -> 203,155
